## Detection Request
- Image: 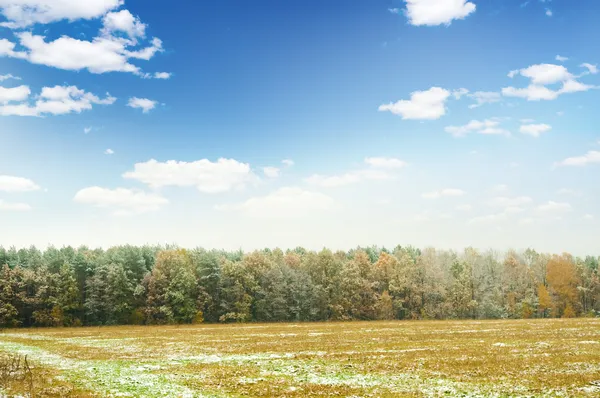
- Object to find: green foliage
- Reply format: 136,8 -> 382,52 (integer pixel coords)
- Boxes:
0,244 -> 598,327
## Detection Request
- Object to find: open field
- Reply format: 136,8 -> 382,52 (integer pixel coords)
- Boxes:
1,319 -> 600,397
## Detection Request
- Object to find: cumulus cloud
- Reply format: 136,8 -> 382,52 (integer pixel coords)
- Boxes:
0,175 -> 40,192
101,9 -> 146,40
216,187 -> 334,219
0,200 -> 31,211
580,63 -> 598,75
1,32 -> 164,75
555,55 -> 568,62
0,85 -> 115,117
452,88 -> 469,99
263,167 -> 280,178
305,157 -> 406,187
422,188 -> 465,199
555,150 -> 600,167
74,186 -> 168,216
445,119 -> 510,137
403,0 -> 476,26
467,91 -> 502,108
127,97 -> 157,113
153,72 -> 171,79
0,84 -> 30,103
519,123 -> 551,137
503,63 -> 596,101
84,126 -> 92,134
379,87 -> 451,120
282,159 -> 294,167
0,0 -> 123,28
536,201 -> 572,213
123,158 -> 256,193
104,148 -> 114,155
0,4 -> 165,77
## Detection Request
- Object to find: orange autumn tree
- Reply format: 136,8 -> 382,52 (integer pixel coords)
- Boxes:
546,254 -> 580,318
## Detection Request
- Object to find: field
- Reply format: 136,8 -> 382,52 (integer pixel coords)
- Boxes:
1,319 -> 599,397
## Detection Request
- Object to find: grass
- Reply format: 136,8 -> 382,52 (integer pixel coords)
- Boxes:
0,318 -> 599,397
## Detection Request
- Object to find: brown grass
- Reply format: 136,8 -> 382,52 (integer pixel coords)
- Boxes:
1,318 -> 599,397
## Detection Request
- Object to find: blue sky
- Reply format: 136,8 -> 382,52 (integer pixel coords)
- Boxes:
1,0 -> 599,254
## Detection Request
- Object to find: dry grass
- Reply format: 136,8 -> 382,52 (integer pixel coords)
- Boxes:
1,319 -> 599,397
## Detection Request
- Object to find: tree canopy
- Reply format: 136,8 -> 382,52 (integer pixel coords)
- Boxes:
0,245 -> 598,327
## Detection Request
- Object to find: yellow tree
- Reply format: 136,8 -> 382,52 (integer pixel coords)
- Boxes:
537,284 -> 552,318
546,254 -> 580,318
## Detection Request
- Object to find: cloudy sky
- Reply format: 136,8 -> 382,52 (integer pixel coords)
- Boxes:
1,0 -> 599,255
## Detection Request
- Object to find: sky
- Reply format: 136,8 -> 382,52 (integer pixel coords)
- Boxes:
0,0 -> 599,255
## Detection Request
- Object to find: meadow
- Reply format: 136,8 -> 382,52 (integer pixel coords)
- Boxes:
1,319 -> 599,397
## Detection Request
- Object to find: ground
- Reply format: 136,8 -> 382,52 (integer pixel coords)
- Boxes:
0,319 -> 599,397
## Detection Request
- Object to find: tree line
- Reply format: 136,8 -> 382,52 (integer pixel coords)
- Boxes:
0,244 -> 598,327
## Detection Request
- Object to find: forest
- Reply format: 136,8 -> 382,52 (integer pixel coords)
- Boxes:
0,244 -> 598,327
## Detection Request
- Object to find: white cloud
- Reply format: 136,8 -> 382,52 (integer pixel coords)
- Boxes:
282,159 -> 294,167
104,148 -> 114,155
305,157 -> 405,187
537,201 -> 572,213
0,85 -> 115,117
216,187 -> 334,219
467,91 -> 501,108
488,196 -> 533,207
263,166 -> 280,178
127,97 -> 157,113
583,214 -> 594,220
388,8 -> 400,14
84,126 -> 92,134
580,63 -> 598,75
364,157 -> 407,169
0,175 -> 40,192
556,151 -> 600,167
102,10 -> 146,40
545,8 -> 552,17
456,204 -> 472,211
502,84 -> 559,101
123,158 -> 256,193
452,88 -> 469,99
379,87 -> 450,120
305,173 -> 362,187
74,186 -> 168,216
503,63 -> 596,101
0,0 -> 122,28
510,63 -> 571,85
0,38 -> 26,58
403,0 -> 476,26
519,123 -> 551,137
0,200 -> 31,211
0,73 -> 20,81
154,72 -> 171,79
555,55 -> 568,62
422,188 -> 465,199
0,84 -> 30,103
1,31 -> 163,76
445,119 -> 510,137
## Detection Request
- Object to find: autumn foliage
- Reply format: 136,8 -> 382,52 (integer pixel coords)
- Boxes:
0,245 -> 598,327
